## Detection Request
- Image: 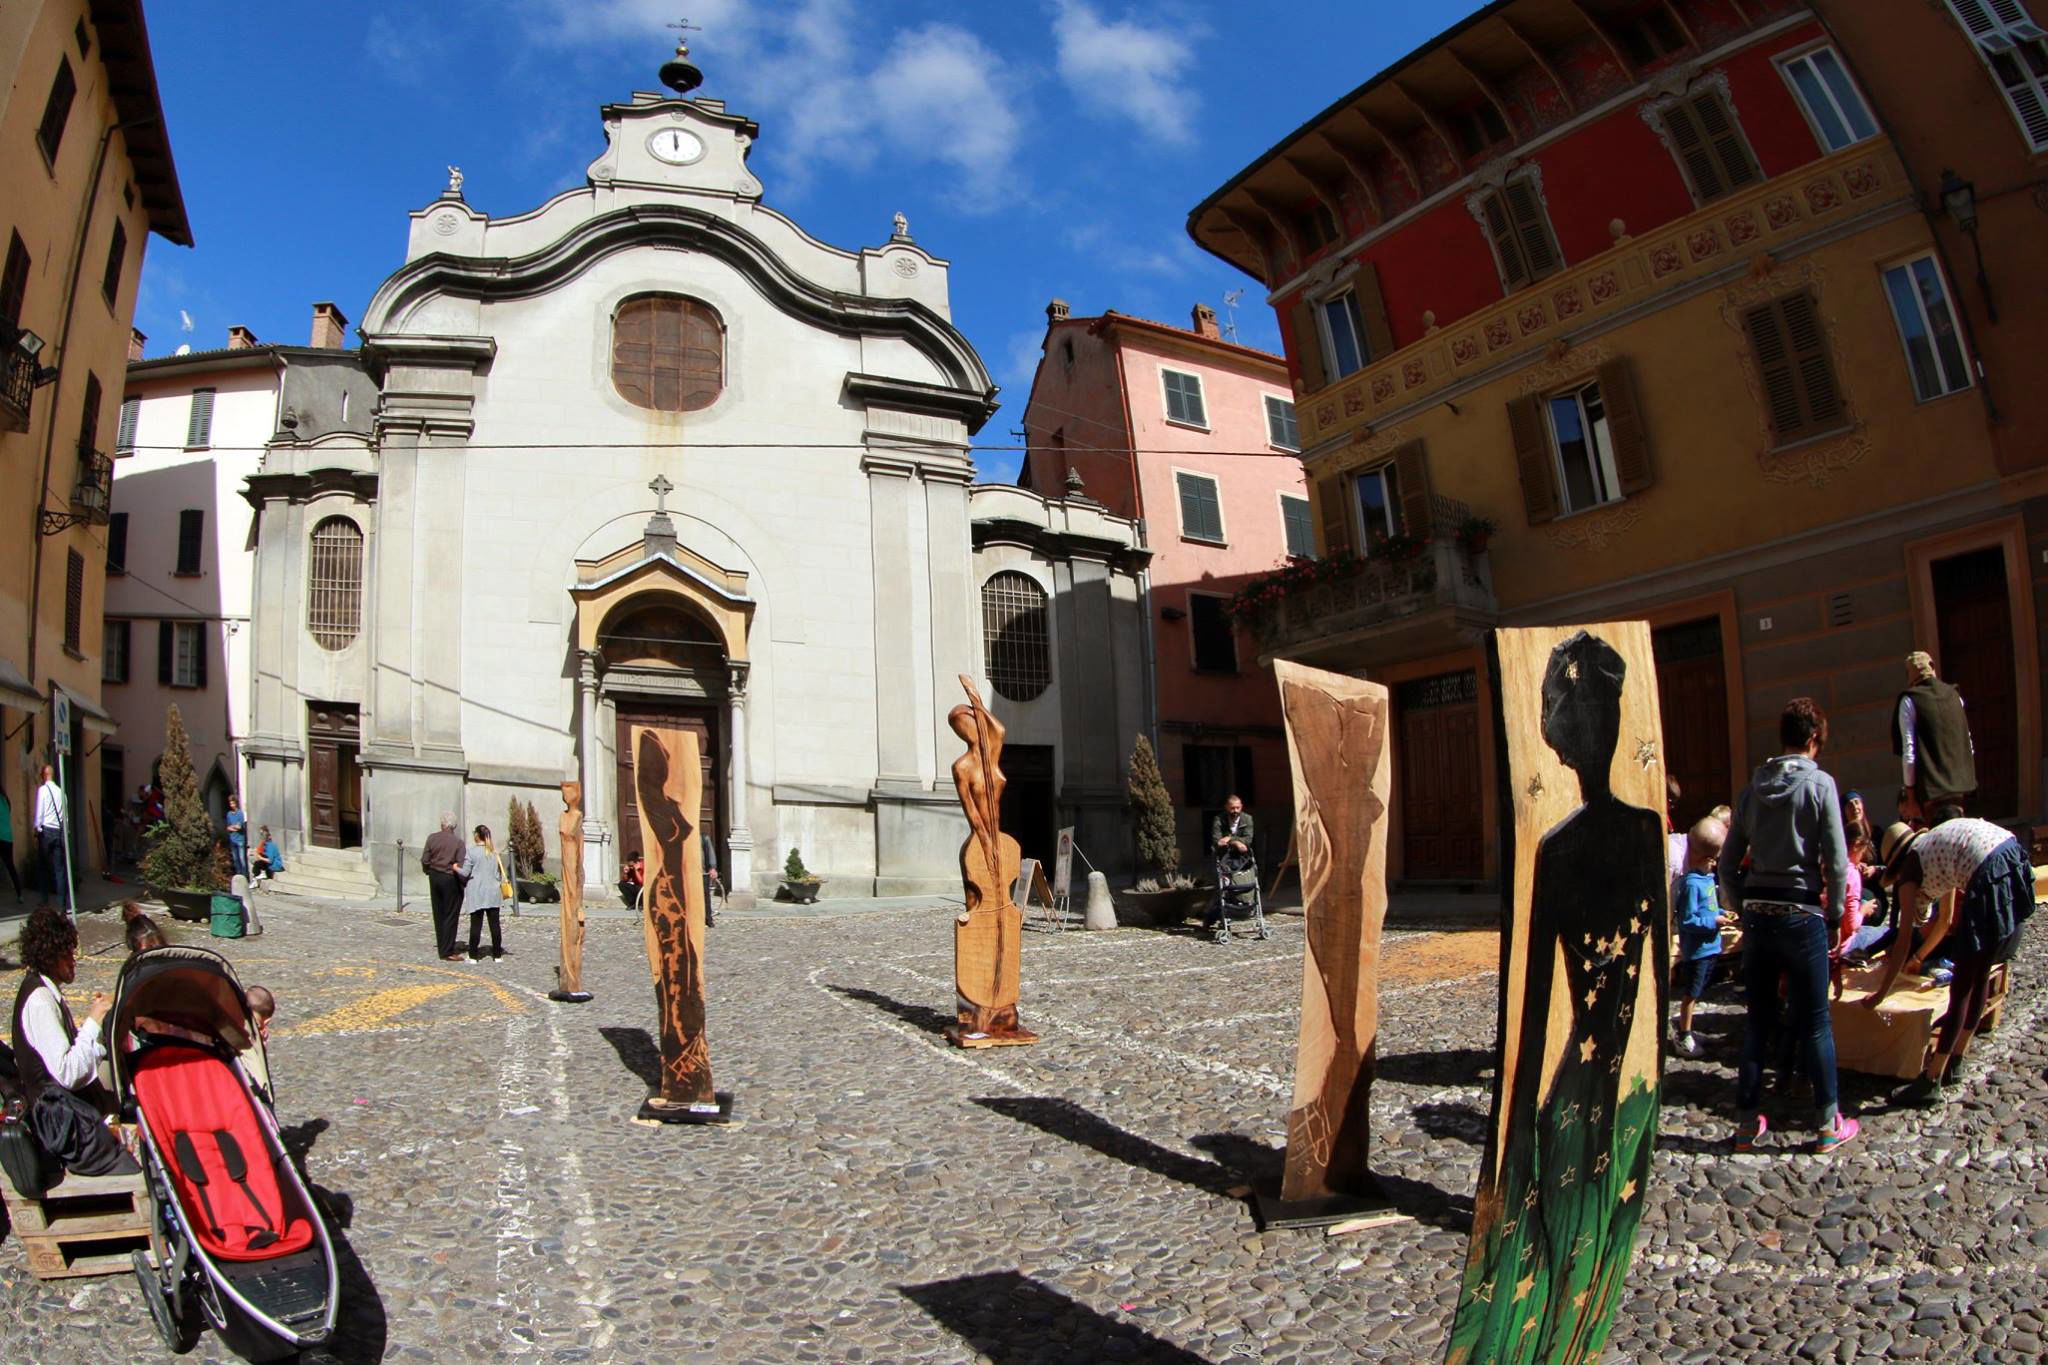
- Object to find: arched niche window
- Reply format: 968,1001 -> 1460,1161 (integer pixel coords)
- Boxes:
307,517 -> 364,650
598,601 -> 726,671
612,295 -> 724,412
981,571 -> 1051,703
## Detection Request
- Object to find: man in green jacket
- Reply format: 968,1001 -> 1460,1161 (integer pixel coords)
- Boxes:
1893,651 -> 1976,824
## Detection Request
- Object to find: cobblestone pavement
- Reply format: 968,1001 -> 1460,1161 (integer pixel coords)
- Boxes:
2,894 -> 2044,1363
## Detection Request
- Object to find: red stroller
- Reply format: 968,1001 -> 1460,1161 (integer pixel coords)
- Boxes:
111,945 -> 337,1360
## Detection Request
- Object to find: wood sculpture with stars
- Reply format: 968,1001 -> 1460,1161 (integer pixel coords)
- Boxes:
1446,623 -> 1669,1365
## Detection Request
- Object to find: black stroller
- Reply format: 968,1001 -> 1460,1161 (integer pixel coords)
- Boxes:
1208,833 -> 1268,943
111,945 -> 338,1360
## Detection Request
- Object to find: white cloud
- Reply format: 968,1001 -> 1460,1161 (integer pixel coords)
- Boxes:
1002,328 -> 1046,395
511,0 -> 1026,212
1064,221 -> 1204,277
1051,1 -> 1198,146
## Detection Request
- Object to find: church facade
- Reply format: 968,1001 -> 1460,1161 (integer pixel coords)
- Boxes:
242,68 -> 1046,904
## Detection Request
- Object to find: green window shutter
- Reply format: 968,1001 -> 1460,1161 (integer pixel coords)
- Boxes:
158,620 -> 173,685
1482,189 -> 1532,290
1780,292 -> 1845,432
185,388 -> 215,448
1662,99 -> 1725,201
1693,89 -> 1761,192
1503,178 -> 1561,283
116,397 -> 138,451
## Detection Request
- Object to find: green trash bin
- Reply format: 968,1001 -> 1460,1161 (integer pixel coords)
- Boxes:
209,893 -> 246,939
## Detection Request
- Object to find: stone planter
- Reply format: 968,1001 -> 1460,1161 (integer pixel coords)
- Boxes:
516,878 -> 560,903
150,886 -> 215,923
779,878 -> 825,905
1114,885 -> 1213,927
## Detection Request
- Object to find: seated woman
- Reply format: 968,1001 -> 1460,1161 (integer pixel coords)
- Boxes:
12,907 -> 138,1176
249,826 -> 284,882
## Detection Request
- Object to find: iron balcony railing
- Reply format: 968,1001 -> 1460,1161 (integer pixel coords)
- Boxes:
71,446 -> 113,524
0,347 -> 31,434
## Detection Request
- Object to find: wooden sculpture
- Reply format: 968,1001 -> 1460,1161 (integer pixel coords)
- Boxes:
548,780 -> 593,1003
631,724 -> 731,1123
1446,625 -> 1668,1365
946,675 -> 1037,1048
1261,660 -> 1402,1232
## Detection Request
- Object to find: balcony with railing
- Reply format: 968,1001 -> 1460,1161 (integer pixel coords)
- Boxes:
1,347 -> 31,434
1232,495 -> 1498,669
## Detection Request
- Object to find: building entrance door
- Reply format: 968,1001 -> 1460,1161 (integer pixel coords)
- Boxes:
307,702 -> 361,848
615,702 -> 722,873
1933,547 -> 2018,818
1397,670 -> 1484,881
997,744 -> 1056,870
1653,617 -> 1731,830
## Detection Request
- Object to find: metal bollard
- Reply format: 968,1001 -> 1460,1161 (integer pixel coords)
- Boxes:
396,839 -> 406,912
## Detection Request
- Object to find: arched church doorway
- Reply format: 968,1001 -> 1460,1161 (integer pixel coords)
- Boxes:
598,597 -> 726,880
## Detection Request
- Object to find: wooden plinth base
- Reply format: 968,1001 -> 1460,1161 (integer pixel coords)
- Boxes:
1253,1177 -> 1410,1237
946,1025 -> 1040,1049
2,1168 -> 152,1279
548,990 -> 594,1004
633,1091 -> 738,1126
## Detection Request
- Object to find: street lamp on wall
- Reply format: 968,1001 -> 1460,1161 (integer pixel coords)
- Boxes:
1938,168 -> 1998,324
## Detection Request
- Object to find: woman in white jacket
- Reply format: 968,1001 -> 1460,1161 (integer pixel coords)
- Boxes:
460,825 -> 512,961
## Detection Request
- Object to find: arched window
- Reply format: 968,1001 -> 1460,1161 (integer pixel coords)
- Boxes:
612,295 -> 724,412
981,571 -> 1051,702
307,517 -> 364,650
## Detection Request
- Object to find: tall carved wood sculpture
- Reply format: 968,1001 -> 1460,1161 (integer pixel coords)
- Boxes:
1447,625 -> 1668,1365
548,780 -> 592,1003
632,724 -> 731,1123
1265,660 -> 1399,1229
946,675 -> 1037,1048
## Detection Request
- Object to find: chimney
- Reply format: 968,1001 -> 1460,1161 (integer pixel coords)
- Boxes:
309,301 -> 349,349
127,328 -> 146,362
227,325 -> 258,350
1046,298 -> 1070,324
1192,303 -> 1220,339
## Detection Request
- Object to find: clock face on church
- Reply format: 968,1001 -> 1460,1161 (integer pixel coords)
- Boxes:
646,128 -> 705,165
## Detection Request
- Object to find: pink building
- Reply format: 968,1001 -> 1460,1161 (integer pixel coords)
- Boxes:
1018,302 -> 1309,868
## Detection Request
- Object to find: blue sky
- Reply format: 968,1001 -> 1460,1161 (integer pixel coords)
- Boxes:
135,0 -> 1486,484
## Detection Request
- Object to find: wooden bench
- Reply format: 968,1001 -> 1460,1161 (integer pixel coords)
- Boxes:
2,1167 -> 153,1279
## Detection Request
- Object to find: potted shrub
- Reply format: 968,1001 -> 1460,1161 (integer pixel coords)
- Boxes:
509,798 -> 558,902
779,847 -> 825,904
1372,531 -> 1431,564
1455,514 -> 1497,555
141,703 -> 230,921
1116,735 -> 1210,925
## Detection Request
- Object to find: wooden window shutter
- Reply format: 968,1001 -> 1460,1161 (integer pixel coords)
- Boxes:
1,233 -> 31,327
1597,357 -> 1652,496
1391,440 -> 1435,537
1353,265 -> 1395,362
64,551 -> 83,652
1661,99 -> 1726,201
1692,90 -> 1761,192
1290,297 -> 1327,392
1503,178 -> 1561,283
1507,394 -> 1559,525
1744,294 -> 1842,443
1315,471 -> 1354,556
1780,292 -> 1844,430
158,621 -> 173,685
1481,190 -> 1533,290
177,508 -> 204,574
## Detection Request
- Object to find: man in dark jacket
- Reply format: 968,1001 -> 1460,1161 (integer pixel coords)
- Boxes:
1893,650 -> 1975,824
1720,698 -> 1857,1152
422,814 -> 468,962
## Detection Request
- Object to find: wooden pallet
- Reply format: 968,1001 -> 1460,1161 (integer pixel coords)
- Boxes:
1976,962 -> 2012,1036
3,1167 -> 153,1280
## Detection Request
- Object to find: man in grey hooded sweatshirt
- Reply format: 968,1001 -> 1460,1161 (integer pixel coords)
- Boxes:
1719,696 -> 1857,1153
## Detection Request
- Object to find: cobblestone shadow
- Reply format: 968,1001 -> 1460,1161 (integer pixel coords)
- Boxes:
972,1096 -> 1240,1196
899,1270 -> 1206,1364
1191,1132 -> 1474,1235
1375,1046 -> 1495,1086
825,983 -> 953,1035
599,1025 -> 664,1090
277,1116 -> 387,1364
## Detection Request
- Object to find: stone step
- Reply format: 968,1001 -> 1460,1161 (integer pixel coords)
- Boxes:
291,845 -> 371,871
263,865 -> 381,900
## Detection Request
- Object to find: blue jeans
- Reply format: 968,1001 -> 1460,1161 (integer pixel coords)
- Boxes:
228,839 -> 248,879
1737,908 -> 1841,1131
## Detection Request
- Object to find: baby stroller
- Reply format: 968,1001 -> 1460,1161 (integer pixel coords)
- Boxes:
110,945 -> 337,1360
1209,836 -> 1268,943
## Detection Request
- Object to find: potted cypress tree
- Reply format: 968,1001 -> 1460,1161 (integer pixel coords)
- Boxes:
510,798 -> 557,902
779,847 -> 825,903
141,703 -> 230,921
1118,734 -> 1204,925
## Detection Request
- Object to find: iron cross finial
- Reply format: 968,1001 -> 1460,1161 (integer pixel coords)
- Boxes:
648,474 -> 675,516
667,18 -> 702,50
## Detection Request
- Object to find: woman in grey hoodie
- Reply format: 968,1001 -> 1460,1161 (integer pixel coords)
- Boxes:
1719,697 -> 1857,1153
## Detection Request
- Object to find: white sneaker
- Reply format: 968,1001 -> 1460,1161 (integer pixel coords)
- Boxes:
1676,1032 -> 1702,1058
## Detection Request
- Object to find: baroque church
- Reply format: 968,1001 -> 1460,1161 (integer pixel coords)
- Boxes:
241,46 -> 1152,904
